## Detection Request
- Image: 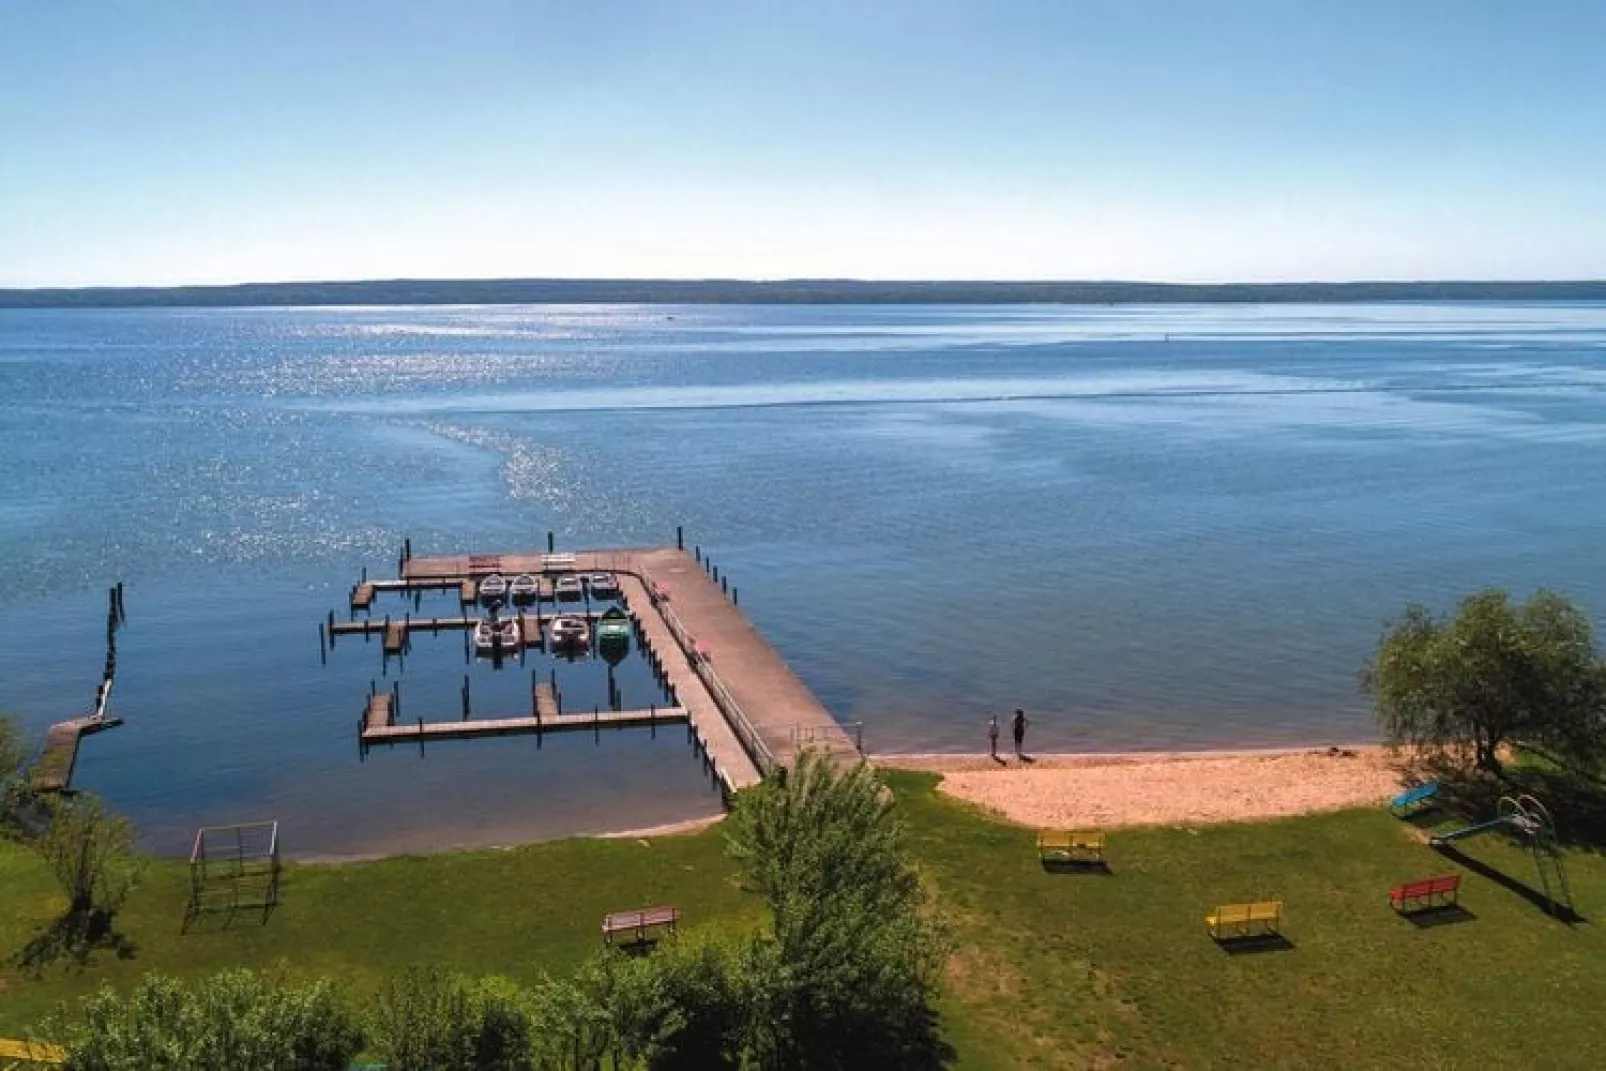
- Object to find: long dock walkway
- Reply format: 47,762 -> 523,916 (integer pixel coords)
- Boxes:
626,548 -> 858,768
617,574 -> 763,791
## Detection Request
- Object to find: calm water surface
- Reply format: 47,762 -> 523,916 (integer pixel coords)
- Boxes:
2,302 -> 1604,855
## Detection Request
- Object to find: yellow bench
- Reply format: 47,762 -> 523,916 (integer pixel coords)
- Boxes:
0,1037 -> 65,1064
1205,900 -> 1283,941
1037,830 -> 1106,866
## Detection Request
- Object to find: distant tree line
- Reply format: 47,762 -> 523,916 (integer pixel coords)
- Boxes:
4,278 -> 1606,308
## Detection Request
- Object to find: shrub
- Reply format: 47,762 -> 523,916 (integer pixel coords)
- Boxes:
52,969 -> 361,1070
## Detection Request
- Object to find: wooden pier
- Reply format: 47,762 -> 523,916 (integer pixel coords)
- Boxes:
335,543 -> 859,793
34,584 -> 127,793
362,707 -> 688,747
33,715 -> 124,792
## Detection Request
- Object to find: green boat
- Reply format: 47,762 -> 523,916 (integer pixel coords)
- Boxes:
596,606 -> 632,649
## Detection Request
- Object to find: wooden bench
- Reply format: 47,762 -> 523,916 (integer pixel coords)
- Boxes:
1206,900 -> 1283,941
1389,873 -> 1461,913
1037,831 -> 1106,866
602,905 -> 680,947
1389,781 -> 1440,817
0,1037 -> 65,1064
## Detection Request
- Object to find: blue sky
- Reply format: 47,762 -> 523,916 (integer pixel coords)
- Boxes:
2,1 -> 1603,286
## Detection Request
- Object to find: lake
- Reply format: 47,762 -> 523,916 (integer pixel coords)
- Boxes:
2,302 -> 1603,855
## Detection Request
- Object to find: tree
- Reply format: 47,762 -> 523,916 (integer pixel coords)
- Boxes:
1363,588 -> 1606,773
597,936 -> 747,1070
33,793 -> 141,922
50,969 -> 362,1070
371,967 -> 537,1071
726,751 -> 951,1069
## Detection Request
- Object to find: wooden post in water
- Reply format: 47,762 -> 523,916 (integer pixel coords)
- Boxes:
676,525 -> 684,550
694,545 -> 701,564
418,718 -> 425,758
547,530 -> 555,553
318,622 -> 327,666
327,610 -> 336,648
462,674 -> 471,720
733,587 -> 739,606
721,575 -> 728,595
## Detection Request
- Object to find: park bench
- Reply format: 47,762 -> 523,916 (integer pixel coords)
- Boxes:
1037,830 -> 1106,866
1389,873 -> 1461,913
1205,900 -> 1283,941
602,905 -> 680,947
1389,781 -> 1441,817
0,1037 -> 64,1064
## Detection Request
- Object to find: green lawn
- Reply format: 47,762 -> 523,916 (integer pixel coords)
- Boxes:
4,773 -> 1605,1068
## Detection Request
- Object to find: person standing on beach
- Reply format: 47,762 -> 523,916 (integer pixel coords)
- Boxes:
1012,707 -> 1028,757
988,713 -> 1000,759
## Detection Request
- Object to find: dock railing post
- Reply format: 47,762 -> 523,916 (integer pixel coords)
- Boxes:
676,525 -> 684,550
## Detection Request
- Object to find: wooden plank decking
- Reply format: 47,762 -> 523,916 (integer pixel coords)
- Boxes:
362,707 -> 687,746
617,574 -> 763,791
364,692 -> 394,731
32,716 -> 124,792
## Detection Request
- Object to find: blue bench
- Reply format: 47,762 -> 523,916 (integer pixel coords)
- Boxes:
1389,781 -> 1440,817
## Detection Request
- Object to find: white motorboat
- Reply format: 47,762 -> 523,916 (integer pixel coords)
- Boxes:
509,573 -> 540,603
586,572 -> 621,599
554,575 -> 585,602
548,614 -> 590,649
477,573 -> 509,603
474,617 -> 520,654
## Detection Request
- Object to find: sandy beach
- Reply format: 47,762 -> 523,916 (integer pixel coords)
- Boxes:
876,746 -> 1406,828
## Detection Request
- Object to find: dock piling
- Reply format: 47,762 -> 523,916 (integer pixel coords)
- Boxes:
547,531 -> 555,553
318,622 -> 327,666
676,525 -> 684,550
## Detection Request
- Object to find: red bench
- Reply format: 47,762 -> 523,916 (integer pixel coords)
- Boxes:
602,905 -> 680,946
1389,873 -> 1461,913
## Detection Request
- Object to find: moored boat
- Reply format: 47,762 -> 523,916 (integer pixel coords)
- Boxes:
596,606 -> 631,647
477,573 -> 509,604
509,573 -> 539,603
473,617 -> 520,654
586,572 -> 621,600
554,575 -> 585,601
548,614 -> 591,649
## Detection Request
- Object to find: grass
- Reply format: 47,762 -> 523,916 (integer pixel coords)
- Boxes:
4,773 -> 1606,1068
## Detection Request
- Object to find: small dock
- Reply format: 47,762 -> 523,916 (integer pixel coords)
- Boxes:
533,683 -> 559,719
34,583 -> 128,793
362,707 -> 688,748
33,716 -> 124,792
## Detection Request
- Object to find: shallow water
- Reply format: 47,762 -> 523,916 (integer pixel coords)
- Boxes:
1,302 -> 1603,855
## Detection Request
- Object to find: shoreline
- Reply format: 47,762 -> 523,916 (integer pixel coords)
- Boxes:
288,744 -> 1400,863
875,744 -> 1408,830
